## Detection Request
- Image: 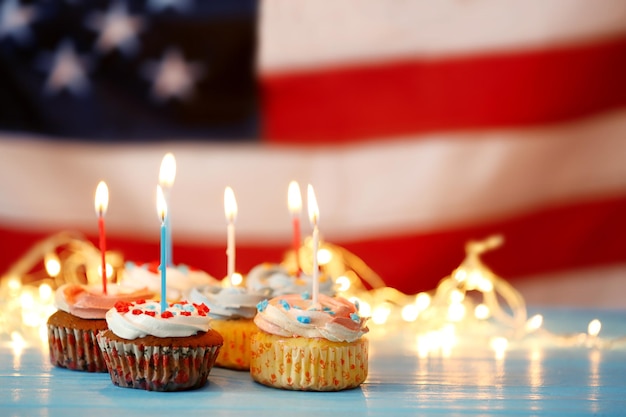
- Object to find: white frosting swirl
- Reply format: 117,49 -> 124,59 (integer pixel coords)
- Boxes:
246,263 -> 335,297
120,261 -> 218,301
188,285 -> 267,320
105,300 -> 211,339
254,293 -> 369,342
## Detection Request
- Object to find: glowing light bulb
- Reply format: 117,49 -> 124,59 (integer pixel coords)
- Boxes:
45,253 -> 61,277
490,336 -> 508,359
401,303 -> 419,322
474,303 -> 490,320
588,319 -> 601,337
525,314 -> 543,333
415,292 -> 431,311
230,272 -> 243,287
447,302 -> 466,322
317,248 -> 332,265
39,283 -> 53,302
449,289 -> 464,304
336,276 -> 351,292
372,304 -> 391,325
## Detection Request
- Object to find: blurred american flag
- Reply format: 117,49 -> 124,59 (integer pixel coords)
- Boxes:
1,0 -> 626,297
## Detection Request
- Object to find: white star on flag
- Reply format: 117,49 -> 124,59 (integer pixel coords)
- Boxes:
43,40 -> 90,97
147,0 -> 193,14
0,0 -> 37,44
143,47 -> 205,102
86,1 -> 144,56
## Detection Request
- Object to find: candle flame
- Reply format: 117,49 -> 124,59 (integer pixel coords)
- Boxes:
156,185 -> 167,223
307,184 -> 319,226
94,181 -> 109,216
224,186 -> 237,222
288,181 -> 302,215
159,153 -> 176,188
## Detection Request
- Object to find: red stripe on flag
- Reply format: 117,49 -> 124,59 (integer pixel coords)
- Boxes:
3,194 -> 626,294
262,36 -> 626,144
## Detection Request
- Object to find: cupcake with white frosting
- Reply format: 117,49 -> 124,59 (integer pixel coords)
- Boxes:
246,263 -> 335,297
96,299 -> 223,391
120,261 -> 219,302
188,285 -> 267,370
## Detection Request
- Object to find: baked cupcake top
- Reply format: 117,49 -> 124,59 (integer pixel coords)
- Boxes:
54,283 -> 155,320
188,285 -> 267,320
254,293 -> 369,342
246,263 -> 335,297
120,261 -> 219,301
105,300 -> 212,339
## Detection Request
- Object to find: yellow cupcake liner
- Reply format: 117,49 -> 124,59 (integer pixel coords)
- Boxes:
250,331 -> 368,391
210,318 -> 259,370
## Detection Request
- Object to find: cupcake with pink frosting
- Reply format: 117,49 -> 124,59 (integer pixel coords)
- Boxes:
47,283 -> 154,372
250,292 -> 369,391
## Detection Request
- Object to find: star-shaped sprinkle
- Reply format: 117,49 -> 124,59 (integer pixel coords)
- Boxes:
142,47 -> 205,103
85,1 -> 144,56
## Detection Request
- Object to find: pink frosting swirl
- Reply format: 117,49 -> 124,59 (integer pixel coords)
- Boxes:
254,293 -> 369,342
54,283 -> 155,319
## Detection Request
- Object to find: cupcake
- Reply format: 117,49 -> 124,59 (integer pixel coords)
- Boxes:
120,261 -> 219,301
97,300 -> 223,391
246,263 -> 336,297
188,285 -> 267,370
250,293 -> 369,391
47,283 -> 154,372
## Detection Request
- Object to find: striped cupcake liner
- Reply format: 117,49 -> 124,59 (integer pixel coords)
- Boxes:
47,325 -> 108,373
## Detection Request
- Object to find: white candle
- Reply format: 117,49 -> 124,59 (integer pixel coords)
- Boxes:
224,186 -> 238,283
307,184 -> 320,306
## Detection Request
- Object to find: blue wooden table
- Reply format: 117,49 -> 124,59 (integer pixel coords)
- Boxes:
2,308 -> 626,416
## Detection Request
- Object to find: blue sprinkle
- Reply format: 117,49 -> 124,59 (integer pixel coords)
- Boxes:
146,304 -> 157,310
292,305 -> 302,310
297,316 -> 311,324
183,304 -> 195,312
350,313 -> 360,322
257,299 -> 269,312
279,299 -> 291,311
178,264 -> 189,275
173,304 -> 183,310
353,299 -> 360,311
328,311 -> 335,316
301,291 -> 310,300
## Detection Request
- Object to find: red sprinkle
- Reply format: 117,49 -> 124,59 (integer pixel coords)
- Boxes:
135,299 -> 146,304
114,301 -> 133,313
131,309 -> 142,315
161,311 -> 174,319
145,311 -> 156,317
180,311 -> 191,316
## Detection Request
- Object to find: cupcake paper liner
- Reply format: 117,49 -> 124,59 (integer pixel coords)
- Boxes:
250,332 -> 368,391
211,318 -> 259,370
97,333 -> 221,392
47,324 -> 108,373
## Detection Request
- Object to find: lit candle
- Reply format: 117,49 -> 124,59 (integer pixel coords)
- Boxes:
287,181 -> 302,274
156,185 -> 168,312
307,184 -> 320,306
159,153 -> 176,266
224,186 -> 237,283
94,181 -> 109,294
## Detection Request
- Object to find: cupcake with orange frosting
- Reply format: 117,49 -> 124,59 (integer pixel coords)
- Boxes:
47,283 -> 154,372
250,292 -> 369,391
188,284 -> 266,370
97,300 -> 223,391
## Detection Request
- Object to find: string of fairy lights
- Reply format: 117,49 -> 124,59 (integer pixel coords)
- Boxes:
0,232 -> 624,358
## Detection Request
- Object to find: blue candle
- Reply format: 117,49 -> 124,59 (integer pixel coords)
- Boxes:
156,185 -> 168,313
160,220 -> 167,312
